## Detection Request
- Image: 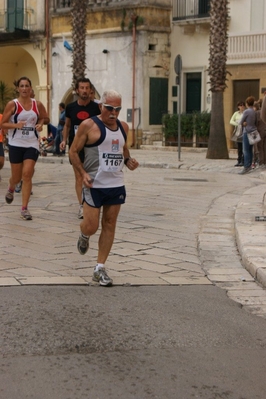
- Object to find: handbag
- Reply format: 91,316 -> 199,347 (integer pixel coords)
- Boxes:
231,124 -> 243,141
247,130 -> 261,145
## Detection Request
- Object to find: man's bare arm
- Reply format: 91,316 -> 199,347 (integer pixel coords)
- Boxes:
69,120 -> 94,188
121,121 -> 139,170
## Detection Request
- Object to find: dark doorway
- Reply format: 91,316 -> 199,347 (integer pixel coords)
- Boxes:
233,80 -> 260,111
149,78 -> 168,125
186,73 -> 201,113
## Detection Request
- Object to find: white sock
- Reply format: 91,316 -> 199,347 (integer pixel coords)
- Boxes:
95,263 -> 104,271
80,233 -> 89,239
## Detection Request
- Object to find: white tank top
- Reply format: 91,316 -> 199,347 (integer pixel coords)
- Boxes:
8,99 -> 40,150
83,117 -> 127,189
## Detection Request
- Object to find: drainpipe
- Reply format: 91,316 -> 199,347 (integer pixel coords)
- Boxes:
45,0 -> 50,114
131,14 -> 137,148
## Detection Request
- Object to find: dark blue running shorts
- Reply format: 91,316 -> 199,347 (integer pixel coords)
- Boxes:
9,145 -> 40,164
83,186 -> 126,208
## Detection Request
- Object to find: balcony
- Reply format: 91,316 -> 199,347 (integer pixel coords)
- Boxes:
54,0 -> 148,9
227,32 -> 266,65
173,0 -> 210,21
172,0 -> 210,34
55,0 -> 121,8
0,7 -> 36,32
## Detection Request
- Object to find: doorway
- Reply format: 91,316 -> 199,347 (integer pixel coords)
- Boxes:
149,78 -> 168,125
186,72 -> 201,113
233,80 -> 260,111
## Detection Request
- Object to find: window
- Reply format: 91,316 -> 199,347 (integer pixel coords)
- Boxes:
7,0 -> 24,32
173,0 -> 210,20
148,44 -> 156,51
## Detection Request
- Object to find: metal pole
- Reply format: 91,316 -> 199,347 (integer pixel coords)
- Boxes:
131,14 -> 137,148
178,82 -> 181,161
174,54 -> 182,162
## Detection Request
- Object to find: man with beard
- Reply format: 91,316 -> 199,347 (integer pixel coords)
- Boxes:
61,78 -> 100,219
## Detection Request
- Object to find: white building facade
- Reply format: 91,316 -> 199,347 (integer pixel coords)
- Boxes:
50,0 -> 172,147
170,0 -> 266,146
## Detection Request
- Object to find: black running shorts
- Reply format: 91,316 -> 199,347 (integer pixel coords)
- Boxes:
9,145 -> 39,163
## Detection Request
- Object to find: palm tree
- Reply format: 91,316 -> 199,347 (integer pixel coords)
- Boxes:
71,0 -> 87,88
0,81 -> 13,113
206,0 -> 229,159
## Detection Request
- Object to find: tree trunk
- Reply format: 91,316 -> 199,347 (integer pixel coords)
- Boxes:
206,0 -> 229,159
207,91 -> 229,159
71,0 -> 87,88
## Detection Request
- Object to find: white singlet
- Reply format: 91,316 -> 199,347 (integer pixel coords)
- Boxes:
83,117 -> 127,189
8,99 -> 40,150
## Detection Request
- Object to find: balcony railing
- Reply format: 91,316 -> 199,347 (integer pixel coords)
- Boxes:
228,32 -> 266,63
0,7 -> 36,32
173,0 -> 210,21
55,0 -> 125,8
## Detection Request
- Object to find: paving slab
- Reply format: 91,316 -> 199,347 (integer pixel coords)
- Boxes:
1,148 -> 266,317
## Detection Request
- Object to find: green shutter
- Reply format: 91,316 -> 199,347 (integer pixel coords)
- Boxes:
149,78 -> 168,125
7,0 -> 24,32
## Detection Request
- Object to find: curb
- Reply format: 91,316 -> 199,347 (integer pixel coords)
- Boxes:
235,184 -> 266,288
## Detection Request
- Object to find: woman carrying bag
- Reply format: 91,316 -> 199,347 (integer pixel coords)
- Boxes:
238,96 -> 257,175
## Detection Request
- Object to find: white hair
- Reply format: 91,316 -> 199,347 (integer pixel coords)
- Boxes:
100,90 -> 122,104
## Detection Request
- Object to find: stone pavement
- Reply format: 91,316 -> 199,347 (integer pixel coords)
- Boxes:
1,147 -> 266,317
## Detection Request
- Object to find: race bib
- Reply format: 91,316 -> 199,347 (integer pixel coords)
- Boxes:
21,126 -> 34,138
100,153 -> 124,172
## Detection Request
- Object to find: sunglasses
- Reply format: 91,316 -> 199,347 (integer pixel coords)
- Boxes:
103,103 -> 122,112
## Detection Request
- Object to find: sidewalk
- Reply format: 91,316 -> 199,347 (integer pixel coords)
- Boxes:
1,147 -> 266,295
140,146 -> 266,291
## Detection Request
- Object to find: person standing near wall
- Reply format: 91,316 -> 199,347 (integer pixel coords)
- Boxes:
54,102 -> 66,156
261,90 -> 266,123
230,101 -> 245,167
254,99 -> 266,167
238,96 -> 257,175
0,113 -> 6,182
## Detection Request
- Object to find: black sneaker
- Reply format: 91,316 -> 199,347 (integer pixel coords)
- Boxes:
92,268 -> 113,286
77,234 -> 89,255
5,190 -> 14,204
